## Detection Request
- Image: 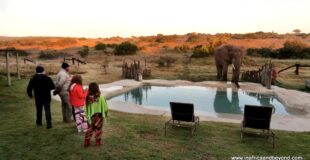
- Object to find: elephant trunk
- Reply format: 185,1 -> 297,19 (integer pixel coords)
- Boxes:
232,59 -> 241,88
232,64 -> 236,70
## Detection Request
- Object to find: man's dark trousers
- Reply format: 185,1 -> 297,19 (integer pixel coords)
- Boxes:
35,99 -> 52,128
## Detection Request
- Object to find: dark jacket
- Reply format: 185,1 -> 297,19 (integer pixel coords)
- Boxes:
27,74 -> 55,102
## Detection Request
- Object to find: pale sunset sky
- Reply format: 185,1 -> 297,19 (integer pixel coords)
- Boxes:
0,0 -> 309,38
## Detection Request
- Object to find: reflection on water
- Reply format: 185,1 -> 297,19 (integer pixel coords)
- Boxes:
245,92 -> 275,107
124,85 -> 151,105
110,85 -> 292,115
214,90 -> 241,114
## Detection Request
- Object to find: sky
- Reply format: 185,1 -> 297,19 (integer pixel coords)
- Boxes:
0,0 -> 309,38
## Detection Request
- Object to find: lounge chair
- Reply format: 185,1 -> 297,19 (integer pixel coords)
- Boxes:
241,105 -> 275,148
165,102 -> 200,136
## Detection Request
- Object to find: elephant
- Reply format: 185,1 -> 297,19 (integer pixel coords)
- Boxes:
215,44 -> 245,88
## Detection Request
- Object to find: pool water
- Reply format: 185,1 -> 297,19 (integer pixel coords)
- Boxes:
109,85 -> 290,115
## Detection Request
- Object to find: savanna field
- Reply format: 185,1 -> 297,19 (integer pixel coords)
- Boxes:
1,33 -> 310,159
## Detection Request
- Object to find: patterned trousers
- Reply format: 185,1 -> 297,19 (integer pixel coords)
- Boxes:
74,107 -> 88,132
85,113 -> 103,140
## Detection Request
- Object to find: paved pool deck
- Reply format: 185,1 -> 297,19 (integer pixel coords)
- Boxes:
52,79 -> 310,132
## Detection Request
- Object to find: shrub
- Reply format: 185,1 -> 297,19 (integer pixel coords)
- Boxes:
2,47 -> 30,56
278,40 -> 307,59
246,40 -> 310,59
191,45 -> 210,58
78,45 -> 89,58
186,32 -> 202,42
106,43 -> 118,48
157,56 -> 177,67
114,42 -> 138,55
38,50 -> 67,59
174,44 -> 190,53
247,48 -> 277,58
155,34 -> 166,43
94,43 -> 107,50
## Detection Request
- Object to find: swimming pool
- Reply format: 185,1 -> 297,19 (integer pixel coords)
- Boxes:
109,85 -> 290,115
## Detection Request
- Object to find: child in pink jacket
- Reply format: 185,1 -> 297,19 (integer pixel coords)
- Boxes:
68,75 -> 88,133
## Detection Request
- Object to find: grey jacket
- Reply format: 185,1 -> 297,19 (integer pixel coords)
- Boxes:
55,68 -> 71,94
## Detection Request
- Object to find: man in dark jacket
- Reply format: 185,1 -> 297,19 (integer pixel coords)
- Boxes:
27,66 -> 55,129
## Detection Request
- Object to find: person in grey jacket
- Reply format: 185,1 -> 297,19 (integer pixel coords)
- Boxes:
54,62 -> 73,122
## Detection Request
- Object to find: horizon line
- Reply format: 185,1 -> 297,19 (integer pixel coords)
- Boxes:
0,31 -> 307,39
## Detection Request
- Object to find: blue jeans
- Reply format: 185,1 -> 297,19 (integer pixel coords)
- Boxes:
35,100 -> 52,127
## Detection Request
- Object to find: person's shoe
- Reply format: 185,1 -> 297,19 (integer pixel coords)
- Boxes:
84,139 -> 90,147
36,124 -> 43,128
95,139 -> 102,146
46,126 -> 52,129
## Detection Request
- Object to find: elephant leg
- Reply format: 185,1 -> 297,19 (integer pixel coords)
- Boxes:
234,82 -> 240,88
222,63 -> 228,81
216,65 -> 223,80
232,68 -> 240,88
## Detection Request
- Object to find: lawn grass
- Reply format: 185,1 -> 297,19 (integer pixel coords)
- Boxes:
0,78 -> 310,160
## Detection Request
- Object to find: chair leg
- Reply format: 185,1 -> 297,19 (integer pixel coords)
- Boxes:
164,120 -> 170,136
164,122 -> 167,136
191,125 -> 195,136
271,131 -> 275,149
240,123 -> 244,142
195,116 -> 200,126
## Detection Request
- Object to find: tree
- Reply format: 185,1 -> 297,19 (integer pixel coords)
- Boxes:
278,40 -> 306,59
114,42 -> 138,55
155,34 -> 166,43
191,45 -> 210,58
293,29 -> 301,35
95,43 -> 107,50
78,45 -> 89,58
186,32 -> 201,42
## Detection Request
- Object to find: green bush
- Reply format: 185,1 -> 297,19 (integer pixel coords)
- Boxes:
247,48 -> 277,58
94,43 -> 107,50
247,40 -> 310,59
191,45 -> 210,58
278,40 -> 307,59
106,43 -> 118,48
114,42 -> 138,55
78,45 -> 89,58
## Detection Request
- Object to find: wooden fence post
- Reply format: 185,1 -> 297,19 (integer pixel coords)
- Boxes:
16,52 -> 21,80
6,52 -> 11,86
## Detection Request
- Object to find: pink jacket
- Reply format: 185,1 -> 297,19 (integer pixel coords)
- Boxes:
69,83 -> 88,107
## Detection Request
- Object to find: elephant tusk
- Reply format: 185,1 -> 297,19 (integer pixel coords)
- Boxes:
232,64 -> 236,70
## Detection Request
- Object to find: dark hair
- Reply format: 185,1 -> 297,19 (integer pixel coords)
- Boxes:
61,62 -> 69,69
71,75 -> 82,85
36,66 -> 45,73
86,82 -> 101,105
68,75 -> 82,91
